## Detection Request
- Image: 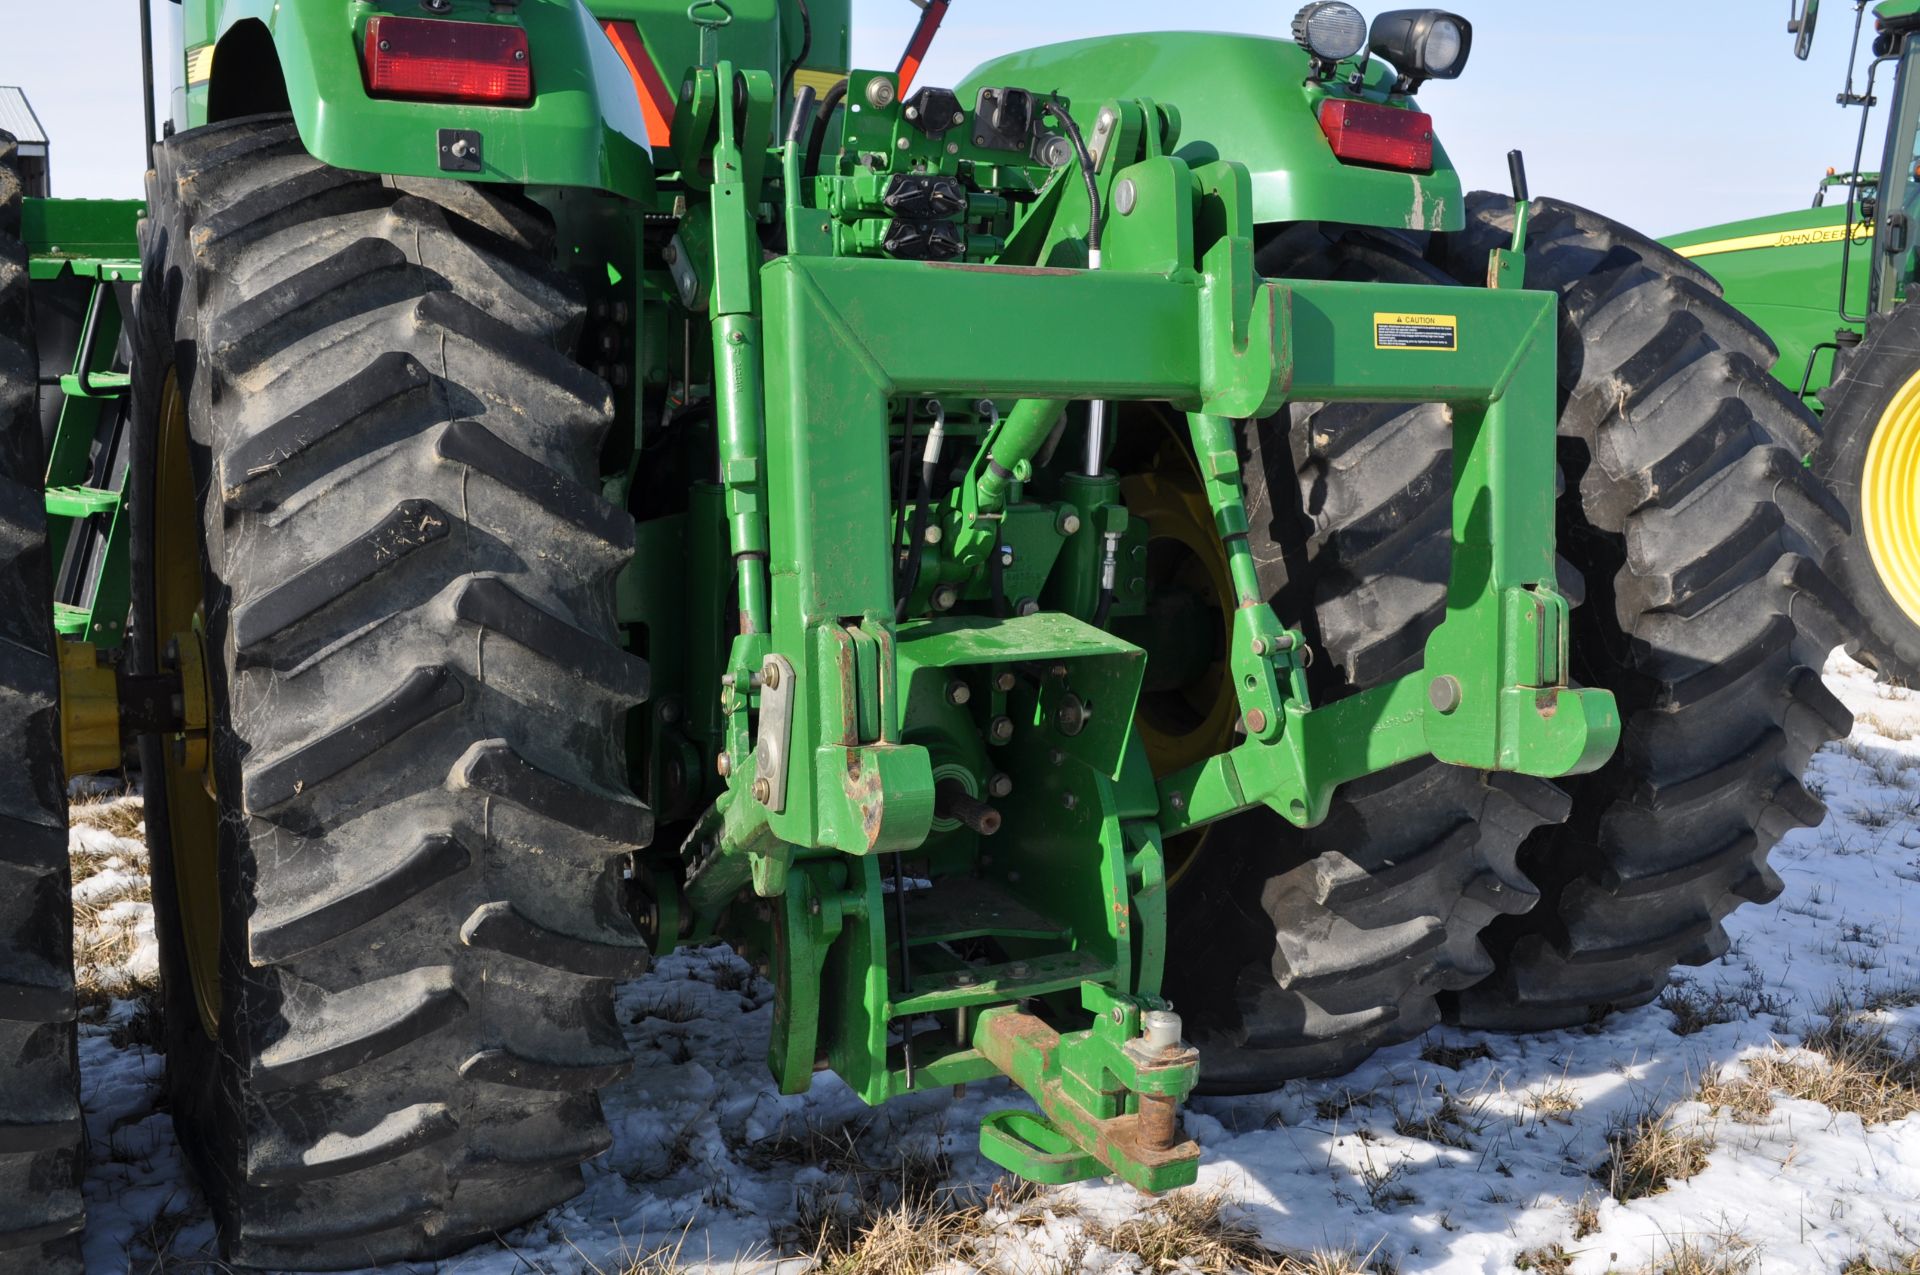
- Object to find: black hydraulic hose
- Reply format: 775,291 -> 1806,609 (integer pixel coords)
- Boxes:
1093,584 -> 1114,629
780,0 -> 813,103
785,84 -> 816,146
1041,99 -> 1101,255
895,443 -> 941,620
803,77 -> 848,185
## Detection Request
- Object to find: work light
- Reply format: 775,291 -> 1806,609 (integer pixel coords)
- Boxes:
1368,9 -> 1473,92
1292,3 -> 1369,66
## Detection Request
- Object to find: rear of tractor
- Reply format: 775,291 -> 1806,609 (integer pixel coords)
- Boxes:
0,1 -> 1851,1268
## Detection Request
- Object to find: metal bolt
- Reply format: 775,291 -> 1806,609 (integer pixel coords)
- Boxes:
728,329 -> 745,345
752,777 -> 771,803
1057,510 -> 1082,536
904,105 -> 919,120
958,972 -> 976,985
994,671 -> 1016,693
895,137 -> 910,151
663,243 -> 679,265
1428,674 -> 1463,714
1114,178 -> 1137,216
1251,637 -> 1267,656
989,715 -> 1014,745
945,142 -> 959,155
1016,597 -> 1040,617
1244,708 -> 1267,734
1111,1006 -> 1126,1025
932,584 -> 959,611
716,751 -> 732,778
762,662 -> 780,689
513,48 -> 527,60
865,76 -> 896,108
1170,792 -> 1187,811
810,897 -> 822,915
1009,962 -> 1031,978
946,678 -> 971,706
1049,748 -> 1065,766
923,524 -> 942,545
988,772 -> 1013,798
1061,792 -> 1078,810
1142,1009 -> 1182,1050
952,111 -> 964,125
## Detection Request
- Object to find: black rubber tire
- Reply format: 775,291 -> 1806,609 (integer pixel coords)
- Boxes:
0,128 -> 86,1272
1430,196 -> 1856,1029
131,116 -> 652,1269
1163,227 -> 1572,1092
1810,302 -> 1920,683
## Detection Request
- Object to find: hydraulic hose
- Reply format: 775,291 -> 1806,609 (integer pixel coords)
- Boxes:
803,77 -> 848,185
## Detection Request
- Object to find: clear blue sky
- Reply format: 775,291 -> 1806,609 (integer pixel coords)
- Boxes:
0,0 -> 1891,236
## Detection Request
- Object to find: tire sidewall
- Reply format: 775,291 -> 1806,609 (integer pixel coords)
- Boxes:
1815,301 -> 1920,680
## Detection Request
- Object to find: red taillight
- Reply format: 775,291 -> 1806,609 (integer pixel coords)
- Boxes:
364,16 -> 532,105
1316,98 -> 1434,171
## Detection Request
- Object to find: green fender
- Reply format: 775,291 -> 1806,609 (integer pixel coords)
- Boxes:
185,0 -> 652,202
960,32 -> 1464,233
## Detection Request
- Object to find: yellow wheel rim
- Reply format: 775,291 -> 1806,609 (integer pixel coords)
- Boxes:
1863,368 -> 1920,630
1118,418 -> 1239,889
154,369 -> 222,1037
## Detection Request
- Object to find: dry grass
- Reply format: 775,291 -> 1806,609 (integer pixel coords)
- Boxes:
1418,1040 -> 1492,1070
69,790 -> 146,841
1095,1188 -> 1390,1273
1636,1238 -> 1757,1274
1658,975 -> 1784,1036
1521,1079 -> 1580,1125
1569,1192 -> 1601,1239
1392,1091 -> 1487,1149
793,1172 -> 1394,1275
1513,1245 -> 1573,1273
1843,1253 -> 1920,1274
1596,1108 -> 1712,1203
1694,997 -> 1920,1127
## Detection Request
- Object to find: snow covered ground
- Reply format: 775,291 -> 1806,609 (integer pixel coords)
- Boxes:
68,654 -> 1920,1274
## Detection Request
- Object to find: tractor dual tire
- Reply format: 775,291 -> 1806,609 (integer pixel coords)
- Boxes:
132,116 -> 652,1269
1810,302 -> 1920,683
1164,230 -> 1573,1091
1169,198 -> 1855,1083
0,128 -> 86,1271
1436,196 -> 1855,1029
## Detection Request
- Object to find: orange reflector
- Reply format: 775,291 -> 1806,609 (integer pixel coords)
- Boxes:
1316,98 -> 1434,171
364,16 -> 532,105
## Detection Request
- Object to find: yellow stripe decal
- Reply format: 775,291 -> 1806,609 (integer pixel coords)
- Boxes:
792,68 -> 848,96
1673,222 -> 1871,259
186,43 -> 215,86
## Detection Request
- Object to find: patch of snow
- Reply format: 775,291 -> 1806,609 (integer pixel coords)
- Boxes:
65,653 -> 1920,1272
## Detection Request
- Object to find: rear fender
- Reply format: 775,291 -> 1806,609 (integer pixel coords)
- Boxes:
184,0 -> 652,202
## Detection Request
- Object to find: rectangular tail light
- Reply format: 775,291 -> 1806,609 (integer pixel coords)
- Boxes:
364,16 -> 532,105
1316,98 -> 1434,171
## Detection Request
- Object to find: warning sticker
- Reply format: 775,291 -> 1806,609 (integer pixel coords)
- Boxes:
1374,312 -> 1458,351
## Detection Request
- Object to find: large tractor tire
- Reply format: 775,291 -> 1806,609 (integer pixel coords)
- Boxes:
1167,198 -> 1854,1079
1161,231 -> 1572,1091
1809,303 -> 1920,683
0,129 -> 86,1270
132,116 -> 652,1269
1434,197 -> 1854,1028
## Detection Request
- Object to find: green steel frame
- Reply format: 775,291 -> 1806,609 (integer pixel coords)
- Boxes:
21,198 -> 144,647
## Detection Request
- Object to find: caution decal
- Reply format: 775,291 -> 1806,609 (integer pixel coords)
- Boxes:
1374,312 -> 1458,351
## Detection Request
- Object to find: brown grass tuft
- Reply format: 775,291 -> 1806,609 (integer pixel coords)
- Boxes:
1635,1235 -> 1757,1274
1419,1041 -> 1493,1070
1842,1253 -> 1920,1274
1514,1245 -> 1573,1273
1596,1108 -> 1712,1202
1696,998 -> 1920,1127
1096,1189 -> 1390,1273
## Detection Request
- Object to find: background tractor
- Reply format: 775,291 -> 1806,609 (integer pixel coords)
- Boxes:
0,1 -> 1851,1268
1664,0 -> 1920,681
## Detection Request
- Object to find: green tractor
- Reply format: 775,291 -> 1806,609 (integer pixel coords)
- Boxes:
1665,0 -> 1920,679
0,1 -> 1850,1267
